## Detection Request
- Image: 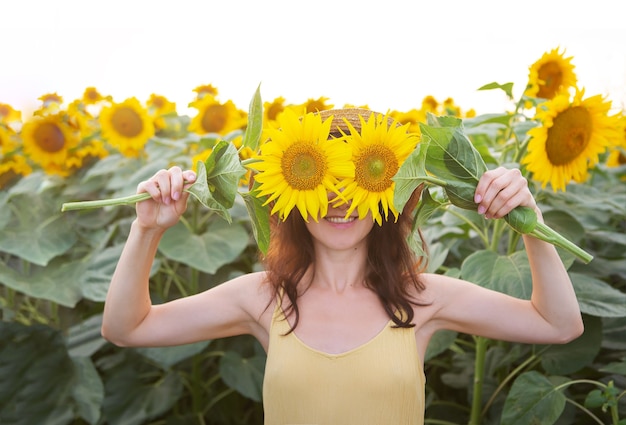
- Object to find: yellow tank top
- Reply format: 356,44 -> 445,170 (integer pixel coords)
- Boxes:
263,304 -> 425,425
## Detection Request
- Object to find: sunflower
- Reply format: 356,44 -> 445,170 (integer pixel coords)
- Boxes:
21,114 -> 78,168
606,114 -> 626,168
82,87 -> 111,105
522,89 -> 622,191
524,47 -> 577,102
99,97 -> 155,157
188,96 -> 247,136
302,96 -> 334,114
0,104 -> 21,124
146,94 -> 177,130
0,126 -> 17,154
0,154 -> 32,188
253,109 -> 354,222
335,111 -> 419,225
193,84 -> 219,100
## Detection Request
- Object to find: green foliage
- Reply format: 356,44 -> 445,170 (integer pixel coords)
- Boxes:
1,85 -> 625,425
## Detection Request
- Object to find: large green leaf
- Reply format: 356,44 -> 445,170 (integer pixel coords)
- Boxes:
242,83 -> 263,152
602,317 -> 626,350
501,371 -> 568,425
65,314 -> 108,358
540,314 -> 602,375
135,341 -> 211,369
420,117 -> 487,210
571,272 -> 626,317
71,356 -> 104,425
0,256 -> 84,307
99,350 -> 183,425
219,350 -> 265,402
0,322 -> 76,425
0,193 -> 77,265
392,141 -> 430,212
460,250 -> 532,298
424,329 -> 457,362
187,140 -> 247,223
241,180 -> 271,255
159,219 -> 249,274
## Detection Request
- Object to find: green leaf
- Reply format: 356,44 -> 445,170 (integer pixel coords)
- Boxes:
460,250 -> 532,298
242,83 -> 263,152
0,257 -> 84,307
477,81 -> 515,98
0,193 -> 77,265
392,141 -> 430,212
241,181 -> 270,255
424,329 -> 457,362
187,140 -> 247,223
419,119 -> 487,210
540,314 -> 602,375
602,317 -> 626,350
219,350 -> 265,402
0,322 -> 75,425
158,219 -> 249,274
501,371 -> 567,425
571,272 -> 626,317
99,350 -> 183,425
135,341 -> 211,369
65,314 -> 108,358
71,356 -> 104,425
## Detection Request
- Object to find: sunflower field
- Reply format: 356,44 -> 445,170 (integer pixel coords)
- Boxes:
1,47 -> 625,425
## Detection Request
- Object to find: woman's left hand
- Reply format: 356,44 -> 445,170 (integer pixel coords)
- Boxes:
474,167 -> 538,220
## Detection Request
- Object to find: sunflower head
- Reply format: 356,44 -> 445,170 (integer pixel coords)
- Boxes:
524,47 -> 577,102
253,108 -> 354,222
188,97 -> 247,136
522,88 -> 622,191
99,97 -> 155,157
320,109 -> 419,225
21,114 -> 79,170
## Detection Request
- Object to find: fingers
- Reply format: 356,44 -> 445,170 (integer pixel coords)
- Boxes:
474,167 -> 535,219
137,167 -> 197,205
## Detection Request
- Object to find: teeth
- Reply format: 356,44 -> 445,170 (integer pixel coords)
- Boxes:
325,216 -> 355,224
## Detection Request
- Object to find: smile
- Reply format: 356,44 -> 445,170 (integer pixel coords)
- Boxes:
325,216 -> 356,224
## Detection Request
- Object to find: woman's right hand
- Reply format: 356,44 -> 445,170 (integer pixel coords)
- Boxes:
135,166 -> 197,231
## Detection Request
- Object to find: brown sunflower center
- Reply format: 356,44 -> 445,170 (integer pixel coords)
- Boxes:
111,107 -> 143,138
33,122 -> 66,152
546,106 -> 592,165
281,142 -> 327,190
267,103 -> 284,121
0,105 -> 9,118
537,61 -> 564,99
201,104 -> 228,133
355,145 -> 398,192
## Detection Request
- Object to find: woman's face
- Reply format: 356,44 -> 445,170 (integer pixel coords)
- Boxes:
304,193 -> 375,252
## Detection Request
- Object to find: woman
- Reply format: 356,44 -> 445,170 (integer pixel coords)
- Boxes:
101,109 -> 583,425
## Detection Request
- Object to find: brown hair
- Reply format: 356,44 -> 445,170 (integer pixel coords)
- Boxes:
259,108 -> 429,331
261,185 -> 428,332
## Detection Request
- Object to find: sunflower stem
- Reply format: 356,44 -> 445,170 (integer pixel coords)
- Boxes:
61,192 -> 152,211
530,222 -> 593,264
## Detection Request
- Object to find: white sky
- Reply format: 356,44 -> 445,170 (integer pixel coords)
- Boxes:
2,0 -> 625,118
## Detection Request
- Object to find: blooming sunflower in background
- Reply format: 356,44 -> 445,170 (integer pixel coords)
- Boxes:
301,96 -> 334,114
606,114 -> 626,169
0,126 -> 18,154
0,104 -> 21,125
524,47 -> 577,102
82,87 -> 112,105
522,89 -> 621,191
253,109 -> 354,221
193,84 -> 219,100
146,94 -> 177,130
0,154 -> 32,188
336,112 -> 419,225
188,96 -> 247,136
99,97 -> 155,157
21,114 -> 79,171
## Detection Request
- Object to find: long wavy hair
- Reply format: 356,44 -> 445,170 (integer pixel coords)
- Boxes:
261,185 -> 428,332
